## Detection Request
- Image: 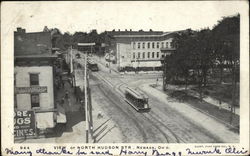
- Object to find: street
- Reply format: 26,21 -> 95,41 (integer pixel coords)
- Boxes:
20,50 -> 239,143
84,52 -> 238,143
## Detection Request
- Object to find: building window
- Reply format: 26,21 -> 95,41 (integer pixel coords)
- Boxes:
148,52 -> 150,58
157,42 -> 159,48
157,52 -> 159,58
14,74 -> 16,86
148,42 -> 150,49
170,42 -> 173,48
138,52 -> 140,59
138,42 -> 140,49
142,42 -> 145,49
30,74 -> 39,86
142,52 -> 145,59
162,54 -> 165,58
14,94 -> 17,108
166,42 -> 168,48
152,52 -> 155,58
133,52 -> 135,59
31,94 -> 40,108
152,42 -> 155,49
133,42 -> 136,49
161,42 -> 164,48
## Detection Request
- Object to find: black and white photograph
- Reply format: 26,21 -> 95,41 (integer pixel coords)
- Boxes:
1,1 -> 249,155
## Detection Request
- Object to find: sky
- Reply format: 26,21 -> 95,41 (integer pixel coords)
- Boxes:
1,1 -> 247,34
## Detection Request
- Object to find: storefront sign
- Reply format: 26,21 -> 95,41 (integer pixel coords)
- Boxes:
14,110 -> 36,139
15,86 -> 47,94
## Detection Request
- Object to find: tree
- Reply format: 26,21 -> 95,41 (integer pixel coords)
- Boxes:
212,14 -> 240,123
62,32 -> 72,49
212,14 -> 240,84
171,30 -> 197,90
167,28 -> 215,101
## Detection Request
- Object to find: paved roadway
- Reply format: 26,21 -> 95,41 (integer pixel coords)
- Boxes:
74,51 -> 225,143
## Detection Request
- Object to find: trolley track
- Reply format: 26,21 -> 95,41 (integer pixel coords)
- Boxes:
93,72 -> 185,143
93,76 -> 148,142
146,112 -> 185,143
115,79 -> 184,143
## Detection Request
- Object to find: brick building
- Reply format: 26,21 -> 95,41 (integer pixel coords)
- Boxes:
14,27 -> 58,131
105,29 -> 179,71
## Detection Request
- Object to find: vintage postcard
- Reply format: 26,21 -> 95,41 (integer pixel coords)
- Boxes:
1,1 -> 249,156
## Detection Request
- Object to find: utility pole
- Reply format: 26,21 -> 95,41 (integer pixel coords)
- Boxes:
77,43 -> 95,143
70,46 -> 73,74
163,56 -> 166,91
109,50 -> 111,73
84,51 -> 89,143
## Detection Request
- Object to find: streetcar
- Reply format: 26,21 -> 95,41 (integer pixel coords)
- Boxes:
87,60 -> 99,71
124,87 -> 150,112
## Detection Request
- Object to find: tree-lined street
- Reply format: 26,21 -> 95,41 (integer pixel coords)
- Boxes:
14,13 -> 240,144
66,49 -> 239,143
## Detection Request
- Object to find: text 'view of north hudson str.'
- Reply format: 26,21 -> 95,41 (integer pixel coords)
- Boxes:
14,14 -> 240,143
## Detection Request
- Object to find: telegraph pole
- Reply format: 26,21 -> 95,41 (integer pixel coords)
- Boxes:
70,46 -> 73,73
84,51 -> 89,143
109,50 -> 111,73
163,56 -> 166,91
77,43 -> 95,143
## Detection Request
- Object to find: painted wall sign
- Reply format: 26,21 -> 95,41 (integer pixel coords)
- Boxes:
15,86 -> 47,94
14,110 -> 36,139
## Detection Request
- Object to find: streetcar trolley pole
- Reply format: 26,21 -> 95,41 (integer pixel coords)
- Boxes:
77,42 -> 95,143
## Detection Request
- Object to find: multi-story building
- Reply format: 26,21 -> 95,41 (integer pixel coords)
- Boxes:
105,29 -> 178,71
14,27 -> 58,135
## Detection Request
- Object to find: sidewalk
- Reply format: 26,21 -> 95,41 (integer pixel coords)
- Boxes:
20,75 -> 87,143
73,55 -> 123,143
157,84 -> 239,115
151,83 -> 239,129
140,83 -> 239,143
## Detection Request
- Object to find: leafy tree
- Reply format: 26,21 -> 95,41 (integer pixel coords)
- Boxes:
171,30 -> 197,90
212,14 -> 240,120
212,14 -> 240,84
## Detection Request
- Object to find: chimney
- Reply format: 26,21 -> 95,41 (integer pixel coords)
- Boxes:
17,27 -> 22,33
16,27 -> 26,34
130,29 -> 132,31
118,29 -> 120,32
149,29 -> 153,32
125,29 -> 127,31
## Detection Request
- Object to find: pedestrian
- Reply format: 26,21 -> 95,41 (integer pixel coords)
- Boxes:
65,90 -> 69,102
219,100 -> 222,110
80,99 -> 84,110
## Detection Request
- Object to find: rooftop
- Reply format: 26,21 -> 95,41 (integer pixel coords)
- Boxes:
106,29 -> 164,36
106,29 -> 188,38
14,27 -> 52,57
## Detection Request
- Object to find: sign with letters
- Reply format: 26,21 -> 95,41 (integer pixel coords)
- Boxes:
14,110 -> 36,139
77,43 -> 95,52
15,86 -> 47,94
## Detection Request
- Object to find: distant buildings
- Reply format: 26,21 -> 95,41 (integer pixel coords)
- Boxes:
105,29 -> 180,71
14,27 -> 58,133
